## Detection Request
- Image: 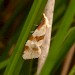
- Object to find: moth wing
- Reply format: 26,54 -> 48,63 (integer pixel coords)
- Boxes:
22,13 -> 49,59
22,40 -> 41,59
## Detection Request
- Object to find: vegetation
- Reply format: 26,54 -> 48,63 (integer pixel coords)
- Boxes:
0,0 -> 75,75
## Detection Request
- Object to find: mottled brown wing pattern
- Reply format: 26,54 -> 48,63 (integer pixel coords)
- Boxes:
22,13 -> 50,59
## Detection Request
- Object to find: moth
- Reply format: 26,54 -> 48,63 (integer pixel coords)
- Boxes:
22,13 -> 50,59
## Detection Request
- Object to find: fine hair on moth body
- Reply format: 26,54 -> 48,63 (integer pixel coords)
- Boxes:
22,13 -> 50,60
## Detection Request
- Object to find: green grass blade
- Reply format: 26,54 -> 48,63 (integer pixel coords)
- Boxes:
0,17 -> 24,61
0,59 -> 9,70
40,26 -> 75,75
54,0 -> 67,10
4,0 -> 47,75
51,27 -> 75,75
69,65 -> 75,75
53,4 -> 66,24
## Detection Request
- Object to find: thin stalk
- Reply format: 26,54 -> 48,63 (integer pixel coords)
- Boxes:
0,59 -> 9,70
